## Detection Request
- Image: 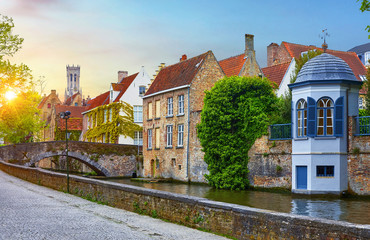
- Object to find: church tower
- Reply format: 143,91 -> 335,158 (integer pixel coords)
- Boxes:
65,64 -> 81,99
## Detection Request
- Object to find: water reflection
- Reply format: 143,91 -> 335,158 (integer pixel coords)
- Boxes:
104,178 -> 370,225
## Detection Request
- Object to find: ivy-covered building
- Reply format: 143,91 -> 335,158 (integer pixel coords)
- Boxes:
81,68 -> 150,144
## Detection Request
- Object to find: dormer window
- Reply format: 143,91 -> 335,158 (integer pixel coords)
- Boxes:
139,86 -> 146,95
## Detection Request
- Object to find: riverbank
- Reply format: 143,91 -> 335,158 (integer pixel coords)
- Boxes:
1,161 -> 369,240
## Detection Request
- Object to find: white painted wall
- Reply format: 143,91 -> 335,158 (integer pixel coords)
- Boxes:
116,66 -> 151,145
276,59 -> 296,97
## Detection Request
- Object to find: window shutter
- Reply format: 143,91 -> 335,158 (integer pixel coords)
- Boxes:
307,97 -> 316,137
335,96 -> 344,137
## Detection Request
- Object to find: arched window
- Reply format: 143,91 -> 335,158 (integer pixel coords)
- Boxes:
74,74 -> 77,82
317,97 -> 334,136
297,99 -> 307,137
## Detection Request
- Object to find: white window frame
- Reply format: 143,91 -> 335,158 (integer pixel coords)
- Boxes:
134,105 -> 143,123
166,125 -> 173,147
134,131 -> 143,146
167,97 -> 173,116
178,95 -> 184,115
148,129 -> 152,149
178,124 -> 184,147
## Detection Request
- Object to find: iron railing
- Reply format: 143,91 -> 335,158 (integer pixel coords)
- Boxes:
355,116 -> 370,136
269,123 -> 292,140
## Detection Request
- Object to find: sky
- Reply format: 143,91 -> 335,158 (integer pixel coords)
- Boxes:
1,0 -> 369,100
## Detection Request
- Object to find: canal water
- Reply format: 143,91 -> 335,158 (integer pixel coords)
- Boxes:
105,178 -> 370,225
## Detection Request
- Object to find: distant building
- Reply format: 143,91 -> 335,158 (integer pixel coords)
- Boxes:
348,42 -> 370,66
289,53 -> 362,194
50,105 -> 87,141
65,65 -> 82,101
37,90 -> 61,141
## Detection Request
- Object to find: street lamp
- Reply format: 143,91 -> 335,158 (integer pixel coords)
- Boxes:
60,110 -> 71,193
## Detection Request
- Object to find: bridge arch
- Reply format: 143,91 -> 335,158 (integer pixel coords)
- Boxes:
26,151 -> 111,177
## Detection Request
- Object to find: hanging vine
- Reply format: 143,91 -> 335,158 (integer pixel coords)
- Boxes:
83,101 -> 142,143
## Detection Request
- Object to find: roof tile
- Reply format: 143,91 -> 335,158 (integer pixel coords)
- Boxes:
144,52 -> 209,96
219,54 -> 246,77
261,62 -> 291,87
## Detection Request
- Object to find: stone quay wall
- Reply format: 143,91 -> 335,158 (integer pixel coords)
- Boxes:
1,161 -> 369,240
248,135 -> 292,189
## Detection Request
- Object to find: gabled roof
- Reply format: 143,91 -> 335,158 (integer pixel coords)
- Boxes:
281,42 -> 367,81
38,96 -> 49,109
144,51 -> 209,96
348,42 -> 370,54
64,92 -> 80,106
54,105 -> 87,118
85,91 -> 110,112
261,62 -> 291,88
219,54 -> 246,77
113,72 -> 138,102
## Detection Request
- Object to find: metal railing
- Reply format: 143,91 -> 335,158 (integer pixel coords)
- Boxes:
269,123 -> 292,140
355,116 -> 370,136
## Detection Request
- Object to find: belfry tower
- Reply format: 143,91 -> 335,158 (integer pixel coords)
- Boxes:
65,64 -> 81,100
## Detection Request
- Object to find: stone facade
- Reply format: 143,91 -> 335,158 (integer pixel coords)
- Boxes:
37,90 -> 62,141
143,51 -> 225,182
1,162 -> 369,240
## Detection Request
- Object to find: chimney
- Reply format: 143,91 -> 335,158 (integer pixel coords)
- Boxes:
267,43 -> 279,67
180,54 -> 187,62
245,34 -> 255,54
51,90 -> 56,95
118,71 -> 128,83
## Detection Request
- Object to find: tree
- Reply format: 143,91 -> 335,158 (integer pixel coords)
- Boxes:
274,50 -> 322,124
358,0 -> 370,38
364,66 -> 370,114
0,15 -> 43,143
197,76 -> 278,190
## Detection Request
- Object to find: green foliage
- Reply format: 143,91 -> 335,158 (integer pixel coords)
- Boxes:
0,91 -> 44,143
0,15 -> 43,144
359,109 -> 368,116
84,102 -> 141,143
364,66 -> 370,114
273,50 -> 323,124
358,0 -> 370,38
197,76 -> 278,190
54,127 -> 81,141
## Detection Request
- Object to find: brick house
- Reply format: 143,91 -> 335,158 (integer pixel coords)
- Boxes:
261,42 -> 367,101
37,90 -> 61,141
142,51 -> 225,182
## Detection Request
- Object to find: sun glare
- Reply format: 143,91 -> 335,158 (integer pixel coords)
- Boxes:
5,91 -> 16,101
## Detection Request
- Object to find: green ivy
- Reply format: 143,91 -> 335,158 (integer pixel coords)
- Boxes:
83,102 -> 142,143
197,76 -> 278,190
55,124 -> 81,141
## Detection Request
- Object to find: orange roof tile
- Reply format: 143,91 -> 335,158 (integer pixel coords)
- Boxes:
282,42 -> 367,81
38,95 -> 49,109
85,91 -> 110,111
113,72 -> 138,102
55,105 -> 87,118
145,52 -> 209,96
261,62 -> 291,88
219,54 -> 246,77
58,118 -> 83,131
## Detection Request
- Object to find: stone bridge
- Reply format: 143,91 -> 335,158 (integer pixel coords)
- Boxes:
0,141 -> 142,177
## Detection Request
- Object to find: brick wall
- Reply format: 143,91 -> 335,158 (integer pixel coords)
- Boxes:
1,161 -> 368,240
266,42 -> 293,67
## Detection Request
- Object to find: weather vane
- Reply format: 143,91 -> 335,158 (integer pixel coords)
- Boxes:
319,29 -> 329,53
